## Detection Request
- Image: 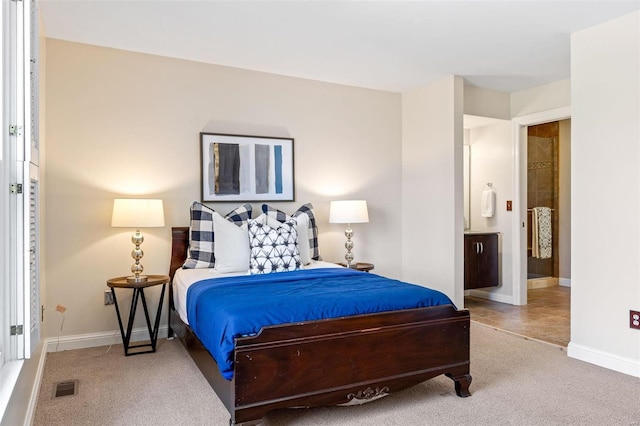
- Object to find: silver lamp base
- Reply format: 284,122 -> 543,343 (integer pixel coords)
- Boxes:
127,229 -> 147,283
344,224 -> 354,267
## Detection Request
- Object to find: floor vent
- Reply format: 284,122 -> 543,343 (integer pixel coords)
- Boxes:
53,380 -> 78,398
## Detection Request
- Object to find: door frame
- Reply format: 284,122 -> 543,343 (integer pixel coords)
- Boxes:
511,106 -> 571,305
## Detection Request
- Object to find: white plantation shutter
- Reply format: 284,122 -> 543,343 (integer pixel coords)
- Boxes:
29,0 -> 38,163
29,178 -> 39,348
27,0 -> 40,354
0,1 -> 5,375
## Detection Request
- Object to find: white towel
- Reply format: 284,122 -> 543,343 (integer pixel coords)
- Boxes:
481,188 -> 496,218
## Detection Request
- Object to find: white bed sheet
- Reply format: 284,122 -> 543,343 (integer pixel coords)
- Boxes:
173,261 -> 343,325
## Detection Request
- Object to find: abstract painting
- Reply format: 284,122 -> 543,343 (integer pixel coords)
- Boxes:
200,132 -> 294,202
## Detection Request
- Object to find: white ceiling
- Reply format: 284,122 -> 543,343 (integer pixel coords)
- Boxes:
38,0 -> 640,93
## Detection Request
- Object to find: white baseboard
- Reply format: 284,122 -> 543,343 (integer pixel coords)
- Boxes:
567,341 -> 640,378
559,278 -> 571,287
44,325 -> 170,353
466,290 -> 513,305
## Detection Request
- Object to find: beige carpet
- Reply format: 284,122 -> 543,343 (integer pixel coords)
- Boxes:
33,323 -> 639,425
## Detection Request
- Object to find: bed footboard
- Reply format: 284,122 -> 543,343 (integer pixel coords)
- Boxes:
231,304 -> 470,425
168,227 -> 471,425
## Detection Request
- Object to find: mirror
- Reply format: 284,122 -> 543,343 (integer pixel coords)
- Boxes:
463,134 -> 470,230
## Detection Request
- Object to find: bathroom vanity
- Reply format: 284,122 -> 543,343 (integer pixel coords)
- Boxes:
464,232 -> 499,290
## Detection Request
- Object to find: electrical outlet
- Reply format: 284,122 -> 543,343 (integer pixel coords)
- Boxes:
104,290 -> 115,306
631,310 -> 640,330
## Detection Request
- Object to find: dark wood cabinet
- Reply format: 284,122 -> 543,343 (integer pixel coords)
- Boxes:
464,233 -> 499,290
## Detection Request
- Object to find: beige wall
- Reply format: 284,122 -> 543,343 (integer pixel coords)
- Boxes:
463,85 -> 511,120
44,39 -> 402,338
401,76 -> 465,306
569,11 -> 640,376
511,79 -> 571,118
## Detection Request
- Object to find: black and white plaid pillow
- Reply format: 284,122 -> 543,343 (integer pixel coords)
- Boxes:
262,203 -> 320,261
183,202 -> 252,269
248,218 -> 301,274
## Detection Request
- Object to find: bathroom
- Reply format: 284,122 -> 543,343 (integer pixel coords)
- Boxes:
526,120 -> 571,289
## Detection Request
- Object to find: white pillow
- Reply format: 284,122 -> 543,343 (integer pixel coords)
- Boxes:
262,203 -> 320,261
260,213 -> 311,265
293,213 -> 311,265
182,202 -> 252,269
212,211 -> 250,273
254,213 -> 268,225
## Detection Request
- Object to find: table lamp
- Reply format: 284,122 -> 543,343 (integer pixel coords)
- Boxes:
329,200 -> 369,268
111,198 -> 165,283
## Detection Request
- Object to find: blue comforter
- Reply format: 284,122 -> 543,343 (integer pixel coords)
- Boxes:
186,268 -> 453,380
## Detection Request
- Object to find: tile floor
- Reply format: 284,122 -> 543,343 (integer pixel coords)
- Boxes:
464,285 -> 570,347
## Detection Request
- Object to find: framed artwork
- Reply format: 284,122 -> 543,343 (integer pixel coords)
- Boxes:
200,132 -> 295,202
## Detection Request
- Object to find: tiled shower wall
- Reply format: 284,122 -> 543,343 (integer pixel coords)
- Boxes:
527,122 -> 559,278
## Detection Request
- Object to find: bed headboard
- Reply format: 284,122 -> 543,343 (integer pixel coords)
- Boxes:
169,227 -> 189,281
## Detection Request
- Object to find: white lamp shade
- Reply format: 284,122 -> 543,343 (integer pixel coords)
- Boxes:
111,199 -> 165,228
329,200 -> 369,224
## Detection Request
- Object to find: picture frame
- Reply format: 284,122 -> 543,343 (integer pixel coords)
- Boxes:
200,132 -> 295,202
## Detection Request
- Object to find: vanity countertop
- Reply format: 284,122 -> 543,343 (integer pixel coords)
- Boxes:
464,231 -> 500,235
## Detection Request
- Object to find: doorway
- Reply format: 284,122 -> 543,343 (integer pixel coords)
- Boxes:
465,115 -> 571,348
512,107 -> 571,305
465,109 -> 572,347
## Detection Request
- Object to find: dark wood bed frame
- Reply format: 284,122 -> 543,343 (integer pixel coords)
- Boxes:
168,227 -> 471,425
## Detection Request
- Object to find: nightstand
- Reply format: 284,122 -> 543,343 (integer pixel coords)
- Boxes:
337,262 -> 375,272
106,274 -> 169,356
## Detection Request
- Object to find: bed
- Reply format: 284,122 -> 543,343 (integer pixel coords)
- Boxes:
168,216 -> 471,425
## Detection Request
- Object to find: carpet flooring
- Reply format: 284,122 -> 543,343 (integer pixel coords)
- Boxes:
32,322 -> 639,425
